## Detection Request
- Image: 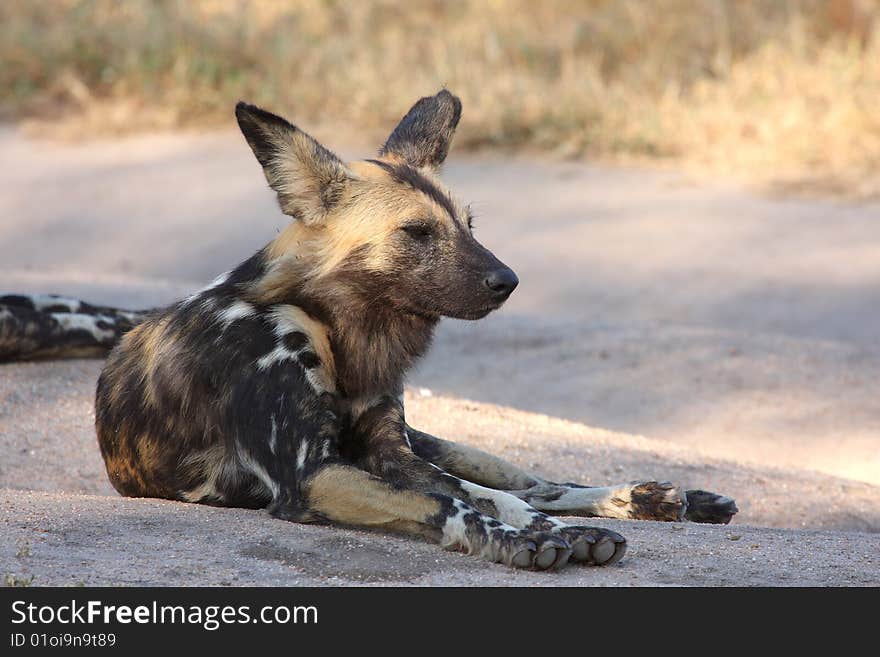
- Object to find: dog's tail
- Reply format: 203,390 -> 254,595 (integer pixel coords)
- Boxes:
0,294 -> 155,362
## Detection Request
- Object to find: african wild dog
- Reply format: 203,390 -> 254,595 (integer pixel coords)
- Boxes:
0,91 -> 737,569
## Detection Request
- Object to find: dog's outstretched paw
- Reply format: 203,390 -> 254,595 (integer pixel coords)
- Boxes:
619,480 -> 688,521
684,489 -> 738,524
554,526 -> 627,566
503,532 -> 572,570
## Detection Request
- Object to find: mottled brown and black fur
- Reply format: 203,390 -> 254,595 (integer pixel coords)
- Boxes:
1,91 -> 737,570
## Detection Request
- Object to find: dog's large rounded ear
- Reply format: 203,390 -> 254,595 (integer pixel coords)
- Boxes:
379,90 -> 462,170
236,102 -> 352,225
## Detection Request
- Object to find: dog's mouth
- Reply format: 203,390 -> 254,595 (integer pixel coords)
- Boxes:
402,283 -> 513,321
403,300 -> 503,322
445,300 -> 507,321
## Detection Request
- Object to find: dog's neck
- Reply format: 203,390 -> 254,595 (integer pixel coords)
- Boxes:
240,248 -> 438,399
324,294 -> 437,399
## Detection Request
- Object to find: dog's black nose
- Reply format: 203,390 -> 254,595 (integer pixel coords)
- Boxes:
484,268 -> 519,297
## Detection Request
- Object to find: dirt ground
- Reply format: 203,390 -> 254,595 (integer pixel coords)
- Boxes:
1,128 -> 879,586
2,372 -> 878,586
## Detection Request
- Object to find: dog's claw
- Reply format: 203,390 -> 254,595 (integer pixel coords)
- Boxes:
555,526 -> 627,566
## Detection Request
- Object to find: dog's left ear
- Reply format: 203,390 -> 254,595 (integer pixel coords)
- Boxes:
379,90 -> 462,170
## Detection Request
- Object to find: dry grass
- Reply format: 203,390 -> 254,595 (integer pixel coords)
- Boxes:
2,0 -> 879,193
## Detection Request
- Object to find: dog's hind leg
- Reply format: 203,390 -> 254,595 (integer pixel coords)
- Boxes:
406,427 -> 542,490
407,426 -> 737,524
297,462 -> 588,569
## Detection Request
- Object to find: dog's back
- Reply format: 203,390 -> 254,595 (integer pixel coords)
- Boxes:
95,250 -> 338,508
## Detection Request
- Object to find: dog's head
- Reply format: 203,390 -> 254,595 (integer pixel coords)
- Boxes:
235,90 -> 517,321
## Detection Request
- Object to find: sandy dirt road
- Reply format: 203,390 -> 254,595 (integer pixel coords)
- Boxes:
1,128 -> 878,585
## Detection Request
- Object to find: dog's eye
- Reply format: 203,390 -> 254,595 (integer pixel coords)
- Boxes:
401,223 -> 433,239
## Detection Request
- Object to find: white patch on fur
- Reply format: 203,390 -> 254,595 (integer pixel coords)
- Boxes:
528,485 -> 617,514
206,271 -> 230,290
268,415 -> 278,454
296,441 -> 308,472
458,479 -> 566,530
255,344 -> 327,394
29,294 -> 81,312
182,270 -> 230,306
51,313 -> 116,342
300,366 -> 327,394
217,300 -> 255,327
256,346 -> 297,369
252,306 -> 335,394
266,305 -> 335,394
269,308 -> 306,338
439,499 -> 518,561
439,499 -> 476,549
523,482 -> 663,519
237,447 -> 280,500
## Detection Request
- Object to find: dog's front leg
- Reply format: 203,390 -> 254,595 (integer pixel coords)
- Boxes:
340,397 -> 626,567
407,426 -> 737,524
511,482 -> 738,524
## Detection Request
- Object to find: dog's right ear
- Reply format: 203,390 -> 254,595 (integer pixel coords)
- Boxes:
235,102 -> 352,225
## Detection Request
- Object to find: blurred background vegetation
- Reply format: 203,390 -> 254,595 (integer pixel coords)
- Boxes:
2,0 -> 879,193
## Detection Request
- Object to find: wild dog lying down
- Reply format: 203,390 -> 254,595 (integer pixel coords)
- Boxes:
0,91 -> 737,569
